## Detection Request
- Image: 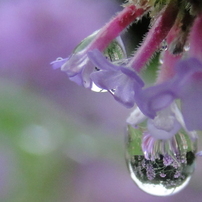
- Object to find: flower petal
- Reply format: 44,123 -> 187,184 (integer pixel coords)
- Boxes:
114,78 -> 136,108
91,70 -> 123,89
147,118 -> 181,140
88,49 -> 144,108
88,49 -> 120,71
50,57 -> 69,70
135,82 -> 176,119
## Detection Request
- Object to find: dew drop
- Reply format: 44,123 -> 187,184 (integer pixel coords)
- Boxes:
184,44 -> 190,52
159,55 -> 164,65
159,58 -> 164,65
73,30 -> 100,53
90,83 -> 107,93
159,51 -> 165,65
90,34 -> 126,92
75,30 -> 127,92
161,40 -> 168,51
125,124 -> 197,196
104,36 -> 126,62
56,57 -> 64,61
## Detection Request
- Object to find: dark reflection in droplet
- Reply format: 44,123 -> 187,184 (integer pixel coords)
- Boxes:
125,125 -> 197,196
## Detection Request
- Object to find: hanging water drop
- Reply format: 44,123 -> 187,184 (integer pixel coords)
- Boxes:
125,121 -> 197,196
161,40 -> 168,51
90,34 -> 127,92
104,36 -> 126,62
71,29 -> 127,92
90,83 -> 107,92
73,30 -> 100,53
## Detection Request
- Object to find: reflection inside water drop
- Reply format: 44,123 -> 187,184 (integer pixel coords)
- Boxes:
83,31 -> 127,92
90,37 -> 126,92
125,125 -> 197,196
91,83 -> 107,92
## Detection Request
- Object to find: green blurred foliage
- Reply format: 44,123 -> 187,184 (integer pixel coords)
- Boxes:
0,79 -> 123,202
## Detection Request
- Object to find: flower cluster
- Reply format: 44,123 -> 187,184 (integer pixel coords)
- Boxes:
52,0 -> 202,195
52,0 -> 202,140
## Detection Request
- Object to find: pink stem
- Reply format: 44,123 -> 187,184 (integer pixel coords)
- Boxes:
156,51 -> 181,83
86,4 -> 147,51
129,1 -> 179,72
156,21 -> 182,83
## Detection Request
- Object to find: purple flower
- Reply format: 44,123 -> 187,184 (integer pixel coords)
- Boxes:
51,57 -> 69,70
174,170 -> 181,178
163,154 -> 173,166
51,4 -> 145,89
88,49 -> 144,108
134,57 -> 202,131
50,29 -> 102,89
51,51 -> 95,88
160,173 -> 166,178
146,164 -> 155,181
147,115 -> 181,140
174,58 -> 202,130
127,104 -> 181,140
134,82 -> 176,119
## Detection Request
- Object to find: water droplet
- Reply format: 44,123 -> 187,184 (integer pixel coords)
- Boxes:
73,30 -> 100,53
90,35 -> 126,93
161,40 -> 168,51
56,57 -> 64,61
184,44 -> 190,52
73,30 -> 127,60
159,58 -> 164,64
91,83 -> 107,92
125,124 -> 197,196
104,36 -> 126,61
159,52 -> 164,64
72,29 -> 127,92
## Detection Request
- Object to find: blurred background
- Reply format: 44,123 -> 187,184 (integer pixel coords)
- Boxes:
0,0 -> 202,201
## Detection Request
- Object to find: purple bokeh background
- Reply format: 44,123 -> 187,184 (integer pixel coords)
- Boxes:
0,0 -> 130,132
0,0 -> 202,201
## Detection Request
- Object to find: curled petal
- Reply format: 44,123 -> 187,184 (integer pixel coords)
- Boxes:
91,70 -> 123,90
51,51 -> 94,88
175,58 -> 202,81
50,57 -> 69,70
88,49 -> 144,108
135,82 -> 176,119
68,62 -> 94,88
61,51 -> 90,77
147,118 -> 181,140
88,49 -> 120,71
113,78 -> 137,108
134,58 -> 202,126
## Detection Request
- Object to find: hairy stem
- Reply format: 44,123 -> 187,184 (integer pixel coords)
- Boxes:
87,4 -> 147,51
129,1 -> 179,72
